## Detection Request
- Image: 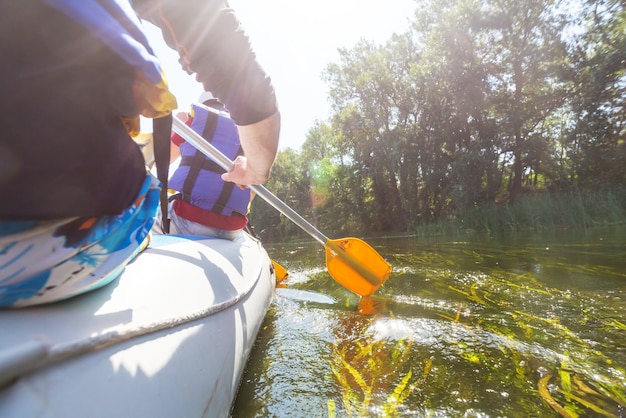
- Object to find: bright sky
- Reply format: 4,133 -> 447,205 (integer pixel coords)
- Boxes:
144,0 -> 415,150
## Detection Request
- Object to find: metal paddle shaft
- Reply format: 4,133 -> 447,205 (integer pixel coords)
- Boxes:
172,117 -> 389,292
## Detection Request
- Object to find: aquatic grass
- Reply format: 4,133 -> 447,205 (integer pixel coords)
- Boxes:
437,271 -> 626,417
237,227 -> 625,417
323,297 -> 624,417
388,238 -> 626,416
605,319 -> 626,331
327,317 -> 421,417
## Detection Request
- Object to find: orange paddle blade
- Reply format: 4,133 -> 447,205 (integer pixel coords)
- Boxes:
324,238 -> 392,297
272,260 -> 289,285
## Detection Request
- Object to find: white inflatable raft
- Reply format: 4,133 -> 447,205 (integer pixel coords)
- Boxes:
0,232 -> 276,417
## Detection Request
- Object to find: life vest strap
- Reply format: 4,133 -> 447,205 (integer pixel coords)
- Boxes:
179,156 -> 224,174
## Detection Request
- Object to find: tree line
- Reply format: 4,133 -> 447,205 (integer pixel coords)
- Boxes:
249,0 -> 626,242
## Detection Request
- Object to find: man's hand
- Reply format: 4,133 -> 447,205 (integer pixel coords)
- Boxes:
176,111 -> 191,123
221,155 -> 253,189
222,111 -> 280,187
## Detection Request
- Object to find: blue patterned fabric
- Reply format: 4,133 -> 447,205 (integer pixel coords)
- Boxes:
0,174 -> 160,308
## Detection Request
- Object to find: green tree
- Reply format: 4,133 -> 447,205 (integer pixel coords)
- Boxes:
473,0 -> 570,197
252,0 -> 625,240
566,0 -> 626,189
249,148 -> 310,242
324,37 -> 412,232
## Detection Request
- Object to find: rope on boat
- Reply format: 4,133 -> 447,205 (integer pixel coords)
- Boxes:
0,270 -> 259,386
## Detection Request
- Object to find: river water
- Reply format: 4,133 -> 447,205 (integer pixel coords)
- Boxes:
233,226 -> 626,417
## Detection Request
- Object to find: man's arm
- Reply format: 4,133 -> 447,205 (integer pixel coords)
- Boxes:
223,110 -> 280,186
134,0 -> 280,185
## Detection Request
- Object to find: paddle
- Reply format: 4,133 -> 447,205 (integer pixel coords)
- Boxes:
245,224 -> 289,284
272,260 -> 289,285
172,117 -> 392,296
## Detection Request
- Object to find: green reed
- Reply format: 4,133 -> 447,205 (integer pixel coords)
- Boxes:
414,188 -> 625,236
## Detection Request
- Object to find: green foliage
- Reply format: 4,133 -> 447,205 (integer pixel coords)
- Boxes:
249,148 -> 310,241
251,0 -> 626,242
566,0 -> 626,190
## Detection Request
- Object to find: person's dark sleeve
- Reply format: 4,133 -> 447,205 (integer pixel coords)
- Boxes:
133,0 -> 278,126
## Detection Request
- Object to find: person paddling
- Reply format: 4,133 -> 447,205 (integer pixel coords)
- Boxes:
155,92 -> 252,240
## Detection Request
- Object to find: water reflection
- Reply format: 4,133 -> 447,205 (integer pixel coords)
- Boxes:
233,226 -> 625,417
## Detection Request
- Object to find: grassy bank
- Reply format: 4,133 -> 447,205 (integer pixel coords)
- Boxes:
414,188 -> 626,237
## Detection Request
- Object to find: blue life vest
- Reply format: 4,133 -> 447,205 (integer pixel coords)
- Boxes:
169,104 -> 251,216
